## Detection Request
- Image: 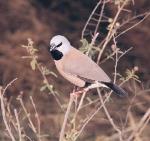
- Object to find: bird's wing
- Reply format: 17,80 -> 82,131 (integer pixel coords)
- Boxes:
63,47 -> 111,82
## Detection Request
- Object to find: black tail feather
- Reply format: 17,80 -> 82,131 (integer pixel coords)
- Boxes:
101,82 -> 128,97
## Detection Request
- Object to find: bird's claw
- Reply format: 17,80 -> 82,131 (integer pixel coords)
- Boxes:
70,89 -> 88,99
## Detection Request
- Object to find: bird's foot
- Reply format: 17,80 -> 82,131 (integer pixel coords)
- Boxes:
70,89 -> 88,98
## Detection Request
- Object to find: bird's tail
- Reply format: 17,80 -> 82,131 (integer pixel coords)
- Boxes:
101,82 -> 128,97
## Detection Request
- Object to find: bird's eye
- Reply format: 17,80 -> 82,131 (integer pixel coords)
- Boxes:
56,42 -> 62,48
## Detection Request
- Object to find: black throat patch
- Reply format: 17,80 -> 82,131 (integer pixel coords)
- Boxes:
50,50 -> 63,60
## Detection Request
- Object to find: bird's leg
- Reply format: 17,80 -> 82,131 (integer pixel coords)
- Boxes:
71,81 -> 96,98
71,86 -> 80,98
71,82 -> 104,98
70,88 -> 88,98
71,86 -> 87,98
71,86 -> 79,104
72,85 -> 78,93
71,81 -> 91,96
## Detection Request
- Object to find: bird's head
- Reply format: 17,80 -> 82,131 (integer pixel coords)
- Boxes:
50,35 -> 71,55
49,35 -> 71,60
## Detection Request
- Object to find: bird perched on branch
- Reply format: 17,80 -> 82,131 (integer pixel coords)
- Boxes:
49,35 -> 127,97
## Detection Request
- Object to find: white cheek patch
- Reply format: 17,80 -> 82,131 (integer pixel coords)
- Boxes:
57,45 -> 71,55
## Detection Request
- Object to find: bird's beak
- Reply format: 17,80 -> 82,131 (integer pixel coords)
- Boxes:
50,44 -> 56,51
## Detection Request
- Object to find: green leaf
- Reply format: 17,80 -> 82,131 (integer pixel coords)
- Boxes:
49,71 -> 57,77
80,38 -> 89,48
79,38 -> 89,53
44,69 -> 57,77
21,45 -> 28,48
40,85 -> 47,92
30,59 -> 36,70
47,84 -> 53,90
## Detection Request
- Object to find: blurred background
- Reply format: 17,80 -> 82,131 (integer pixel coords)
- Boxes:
0,0 -> 150,141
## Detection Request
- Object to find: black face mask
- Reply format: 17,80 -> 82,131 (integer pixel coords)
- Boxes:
50,49 -> 63,60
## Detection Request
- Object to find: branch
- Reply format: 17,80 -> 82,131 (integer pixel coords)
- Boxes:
0,78 -> 18,141
59,94 -> 74,141
97,88 -> 123,141
127,108 -> 150,141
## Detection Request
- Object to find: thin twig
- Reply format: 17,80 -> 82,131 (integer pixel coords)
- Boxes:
3,78 -> 18,94
30,96 -> 41,141
18,97 -> 37,133
75,92 -> 112,140
113,37 -> 119,83
59,94 -> 74,141
127,108 -> 150,141
97,0 -> 128,62
94,0 -> 106,35
37,64 -> 63,111
14,109 -> 22,141
0,83 -> 16,141
86,32 -> 99,55
116,12 -> 150,38
97,88 -> 123,141
128,111 -> 142,141
77,92 -> 87,112
81,0 -> 102,39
